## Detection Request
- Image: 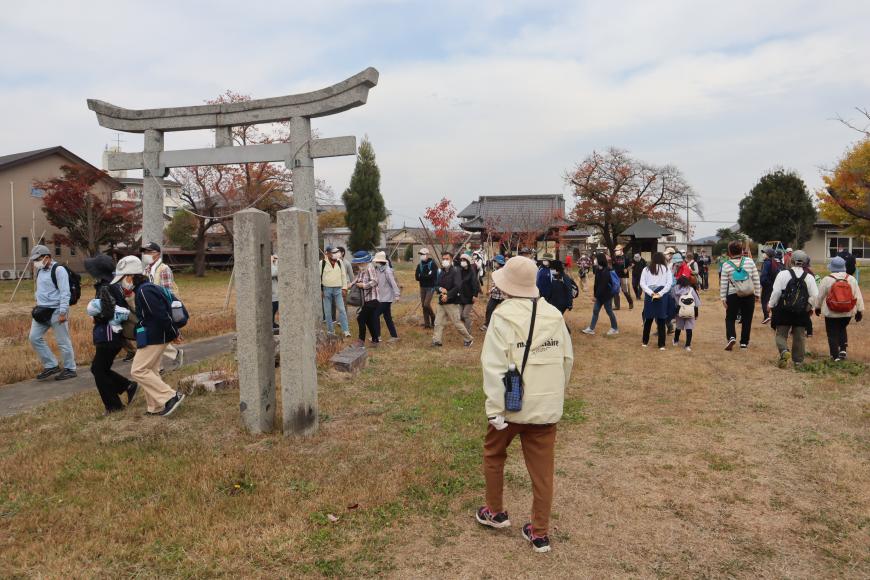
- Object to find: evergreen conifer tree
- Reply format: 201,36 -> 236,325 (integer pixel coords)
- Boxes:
342,137 -> 387,251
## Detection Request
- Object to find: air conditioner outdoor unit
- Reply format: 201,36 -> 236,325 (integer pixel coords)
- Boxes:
0,270 -> 14,280
18,269 -> 32,280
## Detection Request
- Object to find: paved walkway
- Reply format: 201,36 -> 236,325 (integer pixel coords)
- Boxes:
0,334 -> 235,418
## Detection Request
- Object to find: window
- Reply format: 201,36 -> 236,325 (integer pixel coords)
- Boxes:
70,247 -> 76,256
852,237 -> 869,259
30,187 -> 45,198
828,234 -> 850,258
55,243 -> 62,256
21,237 -> 29,258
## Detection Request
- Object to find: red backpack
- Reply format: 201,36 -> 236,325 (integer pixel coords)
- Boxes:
825,275 -> 857,313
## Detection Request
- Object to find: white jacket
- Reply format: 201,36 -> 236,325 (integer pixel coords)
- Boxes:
481,298 -> 573,424
817,273 -> 864,318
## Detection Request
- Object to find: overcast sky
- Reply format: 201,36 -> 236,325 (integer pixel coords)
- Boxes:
2,0 -> 869,237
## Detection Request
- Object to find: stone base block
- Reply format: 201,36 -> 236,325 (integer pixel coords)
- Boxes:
178,371 -> 237,394
330,346 -> 368,373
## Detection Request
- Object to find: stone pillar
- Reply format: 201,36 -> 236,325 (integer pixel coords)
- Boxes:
233,208 -> 276,434
277,207 -> 319,436
142,129 -> 167,246
288,117 -> 323,332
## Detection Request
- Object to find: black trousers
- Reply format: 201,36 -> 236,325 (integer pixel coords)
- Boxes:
701,271 -> 709,290
484,297 -> 503,327
725,294 -> 756,345
673,328 -> 693,347
761,286 -> 772,319
272,301 -> 279,328
643,318 -> 667,348
91,342 -> 131,412
357,300 -> 381,342
824,316 -> 851,358
375,301 -> 398,338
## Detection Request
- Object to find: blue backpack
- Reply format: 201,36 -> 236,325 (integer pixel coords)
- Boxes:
609,270 -> 620,296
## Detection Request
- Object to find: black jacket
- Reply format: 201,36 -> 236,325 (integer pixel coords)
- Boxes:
92,280 -> 130,345
134,281 -> 179,346
457,266 -> 481,305
436,266 -> 463,305
415,259 -> 439,288
593,267 -> 613,303
837,250 -> 857,276
547,274 -> 574,312
632,258 -> 646,286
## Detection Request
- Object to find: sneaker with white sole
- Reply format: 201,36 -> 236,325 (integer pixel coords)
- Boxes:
522,523 -> 551,553
159,393 -> 185,417
475,506 -> 511,529
685,346 -> 692,352
581,328 -> 595,335
725,338 -> 736,351
606,328 -> 619,336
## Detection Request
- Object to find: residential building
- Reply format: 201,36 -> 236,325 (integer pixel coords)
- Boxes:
0,146 -> 121,276
803,218 -> 869,267
113,176 -> 184,219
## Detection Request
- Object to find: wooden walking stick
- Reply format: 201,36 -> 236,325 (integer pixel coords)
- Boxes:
9,229 -> 45,303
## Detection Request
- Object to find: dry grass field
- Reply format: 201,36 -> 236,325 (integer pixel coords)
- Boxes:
0,273 -> 236,386
0,264 -> 868,578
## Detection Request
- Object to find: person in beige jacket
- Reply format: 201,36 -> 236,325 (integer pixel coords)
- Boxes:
474,256 -> 573,554
815,256 -> 864,361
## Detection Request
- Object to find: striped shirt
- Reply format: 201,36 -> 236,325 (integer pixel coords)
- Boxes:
352,265 -> 380,302
718,257 -> 761,299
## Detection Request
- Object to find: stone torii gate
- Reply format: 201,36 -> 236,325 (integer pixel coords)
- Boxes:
87,68 -> 379,435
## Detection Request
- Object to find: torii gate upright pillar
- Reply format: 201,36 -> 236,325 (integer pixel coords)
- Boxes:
142,129 -> 166,247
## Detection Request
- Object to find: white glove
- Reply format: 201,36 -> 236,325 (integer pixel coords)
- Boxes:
488,415 -> 508,430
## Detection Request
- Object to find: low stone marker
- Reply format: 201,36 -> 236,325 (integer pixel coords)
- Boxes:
178,371 -> 235,394
330,346 -> 368,373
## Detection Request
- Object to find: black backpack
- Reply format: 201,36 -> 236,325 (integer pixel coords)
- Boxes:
51,264 -> 82,306
780,270 -> 809,314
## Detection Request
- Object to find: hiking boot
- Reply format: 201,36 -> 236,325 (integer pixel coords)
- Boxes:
606,328 -> 619,336
581,327 -> 595,335
725,338 -> 736,351
838,350 -> 848,360
122,351 -> 135,362
464,338 -> 474,348
36,367 -> 61,380
431,341 -> 443,347
475,506 -> 511,529
522,523 -> 551,553
54,369 -> 77,381
778,350 -> 792,369
159,393 -> 186,417
126,382 -> 139,405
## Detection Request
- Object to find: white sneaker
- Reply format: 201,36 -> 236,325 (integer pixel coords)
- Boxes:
642,343 -> 648,348
659,347 -> 666,351
672,340 -> 679,346
606,328 -> 619,336
581,328 -> 595,335
685,346 -> 692,352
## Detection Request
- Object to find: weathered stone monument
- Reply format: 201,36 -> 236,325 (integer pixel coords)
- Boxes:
88,68 -> 379,435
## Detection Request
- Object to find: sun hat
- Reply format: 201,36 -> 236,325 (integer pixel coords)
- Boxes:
829,256 -> 846,273
418,248 -> 430,256
664,247 -> 676,255
373,251 -> 388,263
84,254 -> 115,282
491,256 -> 540,298
29,244 -> 51,261
494,254 -> 506,266
791,250 -> 808,265
112,255 -> 144,284
541,252 -> 555,261
458,254 -> 472,264
671,253 -> 684,264
351,250 -> 372,264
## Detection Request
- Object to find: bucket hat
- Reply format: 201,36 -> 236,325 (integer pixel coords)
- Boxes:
491,256 -> 540,298
112,255 -> 144,284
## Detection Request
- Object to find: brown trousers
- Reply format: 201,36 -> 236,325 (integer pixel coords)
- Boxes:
483,423 -> 557,536
131,343 -> 176,413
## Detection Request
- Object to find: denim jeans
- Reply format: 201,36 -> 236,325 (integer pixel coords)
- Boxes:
589,298 -> 617,331
322,286 -> 349,334
29,309 -> 76,370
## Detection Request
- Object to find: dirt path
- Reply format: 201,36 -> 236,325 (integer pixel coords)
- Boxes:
389,287 -> 870,578
0,334 -> 235,418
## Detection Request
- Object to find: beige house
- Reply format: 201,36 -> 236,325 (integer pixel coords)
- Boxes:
803,219 -> 869,267
0,146 -> 121,276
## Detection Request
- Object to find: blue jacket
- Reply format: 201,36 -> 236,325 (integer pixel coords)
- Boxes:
35,260 -> 71,314
536,267 -> 553,300
134,281 -> 179,346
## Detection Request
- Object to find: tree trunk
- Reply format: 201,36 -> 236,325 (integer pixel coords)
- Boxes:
194,224 -> 208,277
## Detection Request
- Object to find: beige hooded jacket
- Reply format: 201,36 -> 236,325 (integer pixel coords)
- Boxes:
481,298 -> 573,424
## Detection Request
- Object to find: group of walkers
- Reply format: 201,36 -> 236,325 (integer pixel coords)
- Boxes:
28,243 -> 186,416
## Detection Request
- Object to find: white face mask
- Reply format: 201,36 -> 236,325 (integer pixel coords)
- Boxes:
461,261 -> 469,269
542,260 -> 550,267
142,253 -> 154,266
441,259 -> 452,268
121,277 -> 134,290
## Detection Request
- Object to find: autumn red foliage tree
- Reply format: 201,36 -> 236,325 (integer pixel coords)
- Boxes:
36,164 -> 139,257
423,197 -> 465,255
565,148 -> 700,257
